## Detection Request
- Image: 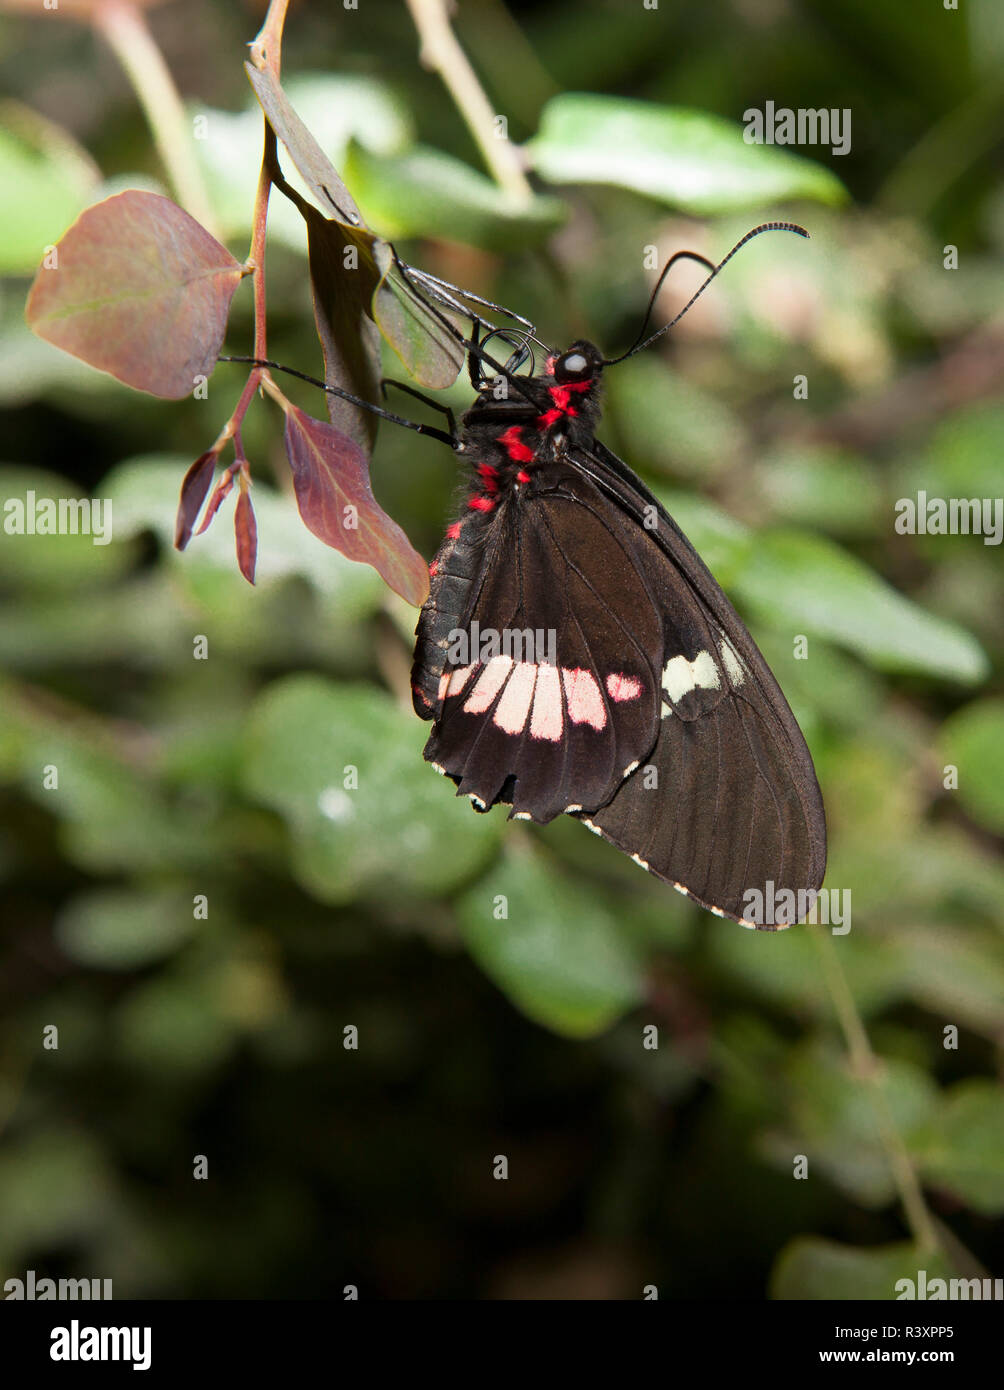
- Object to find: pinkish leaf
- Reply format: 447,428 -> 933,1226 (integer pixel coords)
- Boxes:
234,486 -> 258,585
25,190 -> 244,398
196,468 -> 236,536
175,450 -> 218,550
282,404 -> 429,606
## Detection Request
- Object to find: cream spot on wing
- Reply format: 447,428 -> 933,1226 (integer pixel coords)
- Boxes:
662,650 -> 720,703
718,633 -> 745,686
630,853 -> 649,870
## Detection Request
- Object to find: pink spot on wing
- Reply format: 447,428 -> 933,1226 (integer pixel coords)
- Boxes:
493,662 -> 537,734
606,672 -> 642,702
530,663 -> 563,741
439,664 -> 476,701
463,656 -> 513,714
562,668 -> 606,730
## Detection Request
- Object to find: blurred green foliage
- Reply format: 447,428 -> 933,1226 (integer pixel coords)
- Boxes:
0,0 -> 1002,1300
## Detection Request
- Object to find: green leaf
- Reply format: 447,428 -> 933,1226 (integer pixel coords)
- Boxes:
243,676 -> 502,904
456,847 -> 644,1038
526,95 -> 847,213
892,926 -> 1004,1034
710,926 -> 906,1020
751,445 -> 883,536
0,100 -> 100,275
0,689 -> 206,875
939,698 -> 1004,833
113,971 -> 237,1077
606,356 -> 746,481
55,886 -> 197,970
772,1042 -> 938,1206
372,238 -> 466,389
898,400 -> 1004,505
0,466 -> 133,592
103,457 -> 387,612
343,142 -> 566,251
912,1081 -> 1004,1215
194,75 -> 410,246
244,62 -> 368,227
0,1128 -> 116,1257
771,1237 -> 954,1300
732,530 -> 988,682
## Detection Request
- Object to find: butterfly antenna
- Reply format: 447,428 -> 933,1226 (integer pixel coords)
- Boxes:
602,221 -> 809,366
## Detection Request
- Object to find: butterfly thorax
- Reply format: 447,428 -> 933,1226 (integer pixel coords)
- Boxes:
458,340 -> 605,512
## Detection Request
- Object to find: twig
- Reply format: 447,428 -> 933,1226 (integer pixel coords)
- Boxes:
404,0 -> 533,203
94,1 -> 218,238
811,927 -> 941,1255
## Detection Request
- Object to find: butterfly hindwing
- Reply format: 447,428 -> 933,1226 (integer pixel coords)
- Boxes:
417,463 -> 665,823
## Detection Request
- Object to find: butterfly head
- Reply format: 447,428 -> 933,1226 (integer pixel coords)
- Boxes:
550,341 -> 604,386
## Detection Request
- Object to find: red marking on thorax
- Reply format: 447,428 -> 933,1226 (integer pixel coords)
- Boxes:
429,559 -> 439,576
468,496 -> 495,512
498,425 -> 535,464
446,520 -> 462,540
476,462 -> 500,493
516,470 -> 531,484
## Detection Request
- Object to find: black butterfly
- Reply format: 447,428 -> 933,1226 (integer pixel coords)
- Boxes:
409,240 -> 825,929
232,225 -> 826,928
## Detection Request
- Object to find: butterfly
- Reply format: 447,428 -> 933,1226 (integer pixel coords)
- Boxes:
232,223 -> 826,928
409,266 -> 826,930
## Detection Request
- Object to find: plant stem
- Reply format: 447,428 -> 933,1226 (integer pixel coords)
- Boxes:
811,927 -> 941,1255
94,1 -> 218,238
404,0 -> 533,203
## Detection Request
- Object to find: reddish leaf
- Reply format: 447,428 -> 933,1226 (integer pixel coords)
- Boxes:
25,190 -> 244,398
175,451 -> 218,550
196,468 -> 236,536
282,404 -> 429,606
303,209 -> 383,454
234,485 -> 258,586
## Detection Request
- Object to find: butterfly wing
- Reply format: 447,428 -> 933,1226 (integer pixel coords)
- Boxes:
565,440 -> 827,927
413,443 -> 826,928
414,463 -> 666,823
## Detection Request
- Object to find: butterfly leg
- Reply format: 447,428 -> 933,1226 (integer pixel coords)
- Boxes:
380,379 -> 457,443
